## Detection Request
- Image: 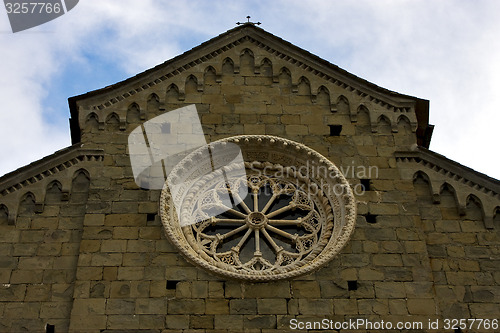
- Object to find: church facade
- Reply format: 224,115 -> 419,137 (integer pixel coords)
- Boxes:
0,24 -> 499,332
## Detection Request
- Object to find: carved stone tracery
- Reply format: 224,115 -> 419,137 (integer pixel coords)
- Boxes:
160,135 -> 357,281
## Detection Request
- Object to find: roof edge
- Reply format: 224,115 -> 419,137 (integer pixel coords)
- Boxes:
68,24 -> 432,146
395,146 -> 500,195
0,144 -> 104,194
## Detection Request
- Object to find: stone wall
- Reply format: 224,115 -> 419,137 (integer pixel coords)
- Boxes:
0,27 -> 499,332
0,165 -> 93,331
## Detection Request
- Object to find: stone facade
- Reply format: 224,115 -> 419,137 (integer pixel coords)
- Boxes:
0,24 -> 499,332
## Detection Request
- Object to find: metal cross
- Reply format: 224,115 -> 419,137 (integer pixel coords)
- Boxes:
236,16 -> 261,26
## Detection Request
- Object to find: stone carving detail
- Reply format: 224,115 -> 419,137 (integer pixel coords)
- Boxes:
160,135 -> 357,281
398,148 -> 500,229
0,205 -> 9,225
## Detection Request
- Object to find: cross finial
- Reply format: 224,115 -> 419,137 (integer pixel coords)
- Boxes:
236,16 -> 261,26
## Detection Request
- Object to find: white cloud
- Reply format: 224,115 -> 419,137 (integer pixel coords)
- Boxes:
0,0 -> 499,180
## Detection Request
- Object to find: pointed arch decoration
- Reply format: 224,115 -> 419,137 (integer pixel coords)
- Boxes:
86,112 -> 101,131
105,112 -> 125,131
222,57 -> 235,75
166,84 -> 180,103
494,207 -> 500,225
0,204 -> 9,225
316,86 -> 331,107
397,115 -> 412,133
260,58 -> 273,77
72,169 -> 91,193
356,104 -> 371,126
240,48 -> 255,75
413,171 -> 434,203
18,192 -> 37,217
465,194 -> 484,221
204,66 -> 218,85
297,76 -> 311,96
278,67 -> 292,87
126,103 -> 141,124
376,115 -> 392,134
335,95 -> 350,117
185,75 -> 200,95
45,180 -> 64,204
147,93 -> 160,116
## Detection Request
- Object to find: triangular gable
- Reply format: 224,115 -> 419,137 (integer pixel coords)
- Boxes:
68,24 -> 432,146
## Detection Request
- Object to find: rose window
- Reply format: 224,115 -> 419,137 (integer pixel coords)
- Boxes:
160,135 -> 356,281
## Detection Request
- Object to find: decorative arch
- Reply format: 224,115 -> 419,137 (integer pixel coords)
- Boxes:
336,95 -> 350,115
18,192 -> 36,216
86,112 -> 99,130
316,86 -> 330,106
166,84 -> 180,103
465,194 -> 484,221
355,104 -> 370,126
278,67 -> 292,86
439,183 -> 460,213
0,204 -> 9,225
297,76 -> 311,96
377,115 -> 392,134
45,180 -> 63,203
204,66 -> 217,85
106,112 -> 120,124
240,48 -> 255,75
185,75 -> 199,95
494,207 -> 500,224
413,170 -> 431,183
72,169 -> 91,193
413,171 -> 433,202
397,115 -> 412,133
260,58 -> 272,77
147,93 -> 160,115
105,112 -> 121,131
222,57 -> 234,74
126,103 -> 141,124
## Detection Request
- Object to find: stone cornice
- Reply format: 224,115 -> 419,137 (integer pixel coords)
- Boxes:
69,25 -> 431,146
395,147 -> 500,197
0,144 -> 104,196
81,33 -> 420,113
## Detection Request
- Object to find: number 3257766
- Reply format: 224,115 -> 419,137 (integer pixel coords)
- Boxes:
5,2 -> 62,14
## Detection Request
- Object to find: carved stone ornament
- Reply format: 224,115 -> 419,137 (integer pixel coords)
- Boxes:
160,135 -> 357,281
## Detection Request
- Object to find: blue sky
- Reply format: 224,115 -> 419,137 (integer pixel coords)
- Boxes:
1,0 -> 500,179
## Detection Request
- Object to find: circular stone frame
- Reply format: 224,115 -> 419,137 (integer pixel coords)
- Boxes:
160,135 -> 357,282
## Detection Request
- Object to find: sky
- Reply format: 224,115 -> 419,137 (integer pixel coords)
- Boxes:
0,0 -> 499,180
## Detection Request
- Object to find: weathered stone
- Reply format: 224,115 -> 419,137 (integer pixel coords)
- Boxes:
406,299 -> 437,315
372,254 -> 403,266
71,299 -> 106,317
205,299 -> 229,315
244,282 -> 291,298
90,253 -> 122,266
168,299 -> 205,314
214,314 -> 244,330
25,284 -> 51,301
230,299 -> 257,315
165,314 -> 189,329
357,299 -> 389,315
298,299 -> 333,315
0,24 -> 498,333
333,298 -> 358,315
106,299 -> 135,314
374,282 -> 406,298
257,299 -> 287,315
190,315 -> 214,329
208,281 -> 225,298
104,214 -> 146,227
291,281 -> 320,298
101,240 -> 127,252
